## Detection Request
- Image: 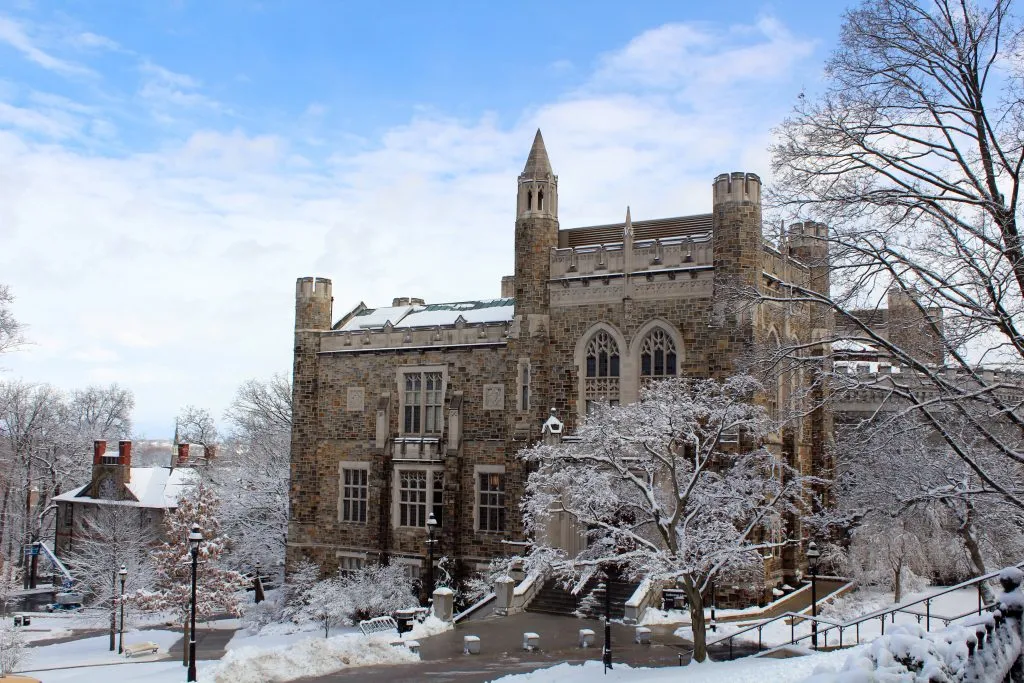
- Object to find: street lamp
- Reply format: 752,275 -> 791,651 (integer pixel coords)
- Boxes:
117,564 -> 127,655
425,513 -> 438,603
187,524 -> 203,683
806,539 -> 821,650
602,566 -> 613,674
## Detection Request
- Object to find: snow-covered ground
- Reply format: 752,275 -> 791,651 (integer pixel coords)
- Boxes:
492,647 -> 861,682
19,629 -> 180,672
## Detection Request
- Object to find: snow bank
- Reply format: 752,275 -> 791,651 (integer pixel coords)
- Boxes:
491,648 -> 856,682
207,632 -> 417,683
404,615 -> 452,640
802,617 -> 1021,683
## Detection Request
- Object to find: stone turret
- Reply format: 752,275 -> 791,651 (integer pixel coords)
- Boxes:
514,130 -> 559,315
295,276 -> 333,331
712,172 -> 763,289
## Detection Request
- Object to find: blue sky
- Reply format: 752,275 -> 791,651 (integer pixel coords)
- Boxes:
0,1 -> 846,436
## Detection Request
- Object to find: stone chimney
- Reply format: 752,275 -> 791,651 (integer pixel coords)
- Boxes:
176,443 -> 190,467
93,440 -> 106,465
501,275 -> 515,298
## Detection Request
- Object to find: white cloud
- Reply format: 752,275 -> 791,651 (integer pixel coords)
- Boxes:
0,15 -> 95,77
0,16 -> 819,435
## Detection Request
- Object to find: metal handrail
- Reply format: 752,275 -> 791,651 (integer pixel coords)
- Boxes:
702,561 -> 1024,659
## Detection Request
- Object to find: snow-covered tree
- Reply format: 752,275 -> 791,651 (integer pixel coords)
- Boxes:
63,505 -> 155,649
0,621 -> 25,678
135,483 -> 245,665
334,563 -> 416,624
519,375 -> 817,662
0,564 -> 18,618
303,575 -> 349,637
176,406 -> 218,451
205,375 -> 291,573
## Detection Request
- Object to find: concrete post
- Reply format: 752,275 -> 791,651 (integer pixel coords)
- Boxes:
494,576 -> 515,616
432,587 -> 454,622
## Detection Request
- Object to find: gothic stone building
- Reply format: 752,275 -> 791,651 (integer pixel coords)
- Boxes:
287,131 -> 832,601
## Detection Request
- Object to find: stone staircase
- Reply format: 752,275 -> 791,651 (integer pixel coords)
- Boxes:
526,577 -> 638,620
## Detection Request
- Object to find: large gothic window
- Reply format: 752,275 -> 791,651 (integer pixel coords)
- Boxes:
639,328 -> 677,380
584,330 -> 620,413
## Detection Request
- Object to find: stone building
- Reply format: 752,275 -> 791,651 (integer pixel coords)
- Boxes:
287,131 -> 832,601
53,440 -> 200,560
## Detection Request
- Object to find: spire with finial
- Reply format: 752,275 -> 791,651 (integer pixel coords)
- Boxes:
521,129 -> 553,180
624,206 -> 632,239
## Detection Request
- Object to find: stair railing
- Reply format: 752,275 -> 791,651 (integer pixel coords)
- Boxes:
702,561 -> 1023,660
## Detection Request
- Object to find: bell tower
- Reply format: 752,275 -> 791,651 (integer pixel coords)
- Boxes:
514,129 -> 559,314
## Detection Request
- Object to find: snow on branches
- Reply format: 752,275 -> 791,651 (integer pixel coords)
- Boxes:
134,483 -> 246,632
519,375 -> 819,661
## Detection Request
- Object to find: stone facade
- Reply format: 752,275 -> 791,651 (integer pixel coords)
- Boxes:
287,131 -> 833,603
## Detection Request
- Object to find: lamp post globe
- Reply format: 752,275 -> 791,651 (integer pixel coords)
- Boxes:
806,540 -> 821,650
117,563 -> 127,655
426,513 -> 438,603
187,525 -> 203,682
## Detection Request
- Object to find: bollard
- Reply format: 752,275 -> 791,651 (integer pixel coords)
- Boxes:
579,628 -> 596,648
523,632 -> 540,651
463,635 -> 481,655
634,626 -> 652,645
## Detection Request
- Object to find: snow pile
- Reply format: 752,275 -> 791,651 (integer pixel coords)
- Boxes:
207,632 -> 418,683
803,614 -> 1022,683
404,614 -> 452,640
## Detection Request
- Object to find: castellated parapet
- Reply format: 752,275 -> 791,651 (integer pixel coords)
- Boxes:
713,172 -> 761,206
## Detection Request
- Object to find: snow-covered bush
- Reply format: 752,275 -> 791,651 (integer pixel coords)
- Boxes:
0,622 -> 26,676
335,563 -> 416,623
280,559 -> 320,623
304,575 -> 349,637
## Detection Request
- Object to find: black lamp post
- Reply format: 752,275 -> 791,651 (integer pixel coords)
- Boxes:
806,540 -> 821,650
109,570 -> 116,651
187,524 -> 203,682
117,564 -> 127,655
602,566 -> 613,674
425,513 -> 438,603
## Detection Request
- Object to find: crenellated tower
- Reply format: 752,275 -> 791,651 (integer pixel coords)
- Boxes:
288,276 -> 332,565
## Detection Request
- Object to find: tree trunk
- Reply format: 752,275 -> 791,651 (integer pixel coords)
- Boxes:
893,560 -> 902,603
958,518 -> 995,604
683,582 -> 707,663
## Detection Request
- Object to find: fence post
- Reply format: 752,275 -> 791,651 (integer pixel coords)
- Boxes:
926,599 -> 930,631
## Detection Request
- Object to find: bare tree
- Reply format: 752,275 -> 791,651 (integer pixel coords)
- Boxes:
175,405 -> 218,450
0,285 -> 21,357
769,0 -> 1024,513
518,376 -> 818,662
205,375 -> 291,572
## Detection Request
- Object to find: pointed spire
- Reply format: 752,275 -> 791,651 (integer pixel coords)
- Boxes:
624,206 -> 632,239
522,129 -> 553,179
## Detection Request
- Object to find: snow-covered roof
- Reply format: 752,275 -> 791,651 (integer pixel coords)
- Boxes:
53,467 -> 198,509
338,298 -> 514,331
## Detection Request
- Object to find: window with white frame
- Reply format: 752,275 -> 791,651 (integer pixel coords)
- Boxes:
477,471 -> 506,532
639,328 -> 677,380
584,330 -> 620,414
396,467 -> 444,527
337,552 -> 365,575
339,467 -> 368,523
402,370 -> 444,435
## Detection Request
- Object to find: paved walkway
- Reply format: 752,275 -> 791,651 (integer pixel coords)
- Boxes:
302,611 -> 760,682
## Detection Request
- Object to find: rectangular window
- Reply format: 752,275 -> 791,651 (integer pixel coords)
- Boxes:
520,363 -> 530,411
478,472 -> 506,532
63,504 -> 73,529
340,468 -> 368,523
402,370 -> 444,435
338,554 -> 364,575
396,468 -> 443,528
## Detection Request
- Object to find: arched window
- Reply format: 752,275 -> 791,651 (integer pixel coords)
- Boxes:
639,328 -> 677,380
527,190 -> 533,210
584,330 -> 620,413
538,189 -> 544,211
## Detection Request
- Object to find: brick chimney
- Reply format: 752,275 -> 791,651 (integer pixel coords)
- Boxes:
118,440 -> 132,472
205,444 -> 216,460
93,440 -> 106,465
176,443 -> 190,467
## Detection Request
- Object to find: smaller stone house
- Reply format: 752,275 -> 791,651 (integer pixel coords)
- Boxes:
52,440 -> 200,560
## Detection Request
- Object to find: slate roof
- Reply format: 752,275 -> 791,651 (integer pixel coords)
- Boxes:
337,298 -> 515,331
53,466 -> 198,509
